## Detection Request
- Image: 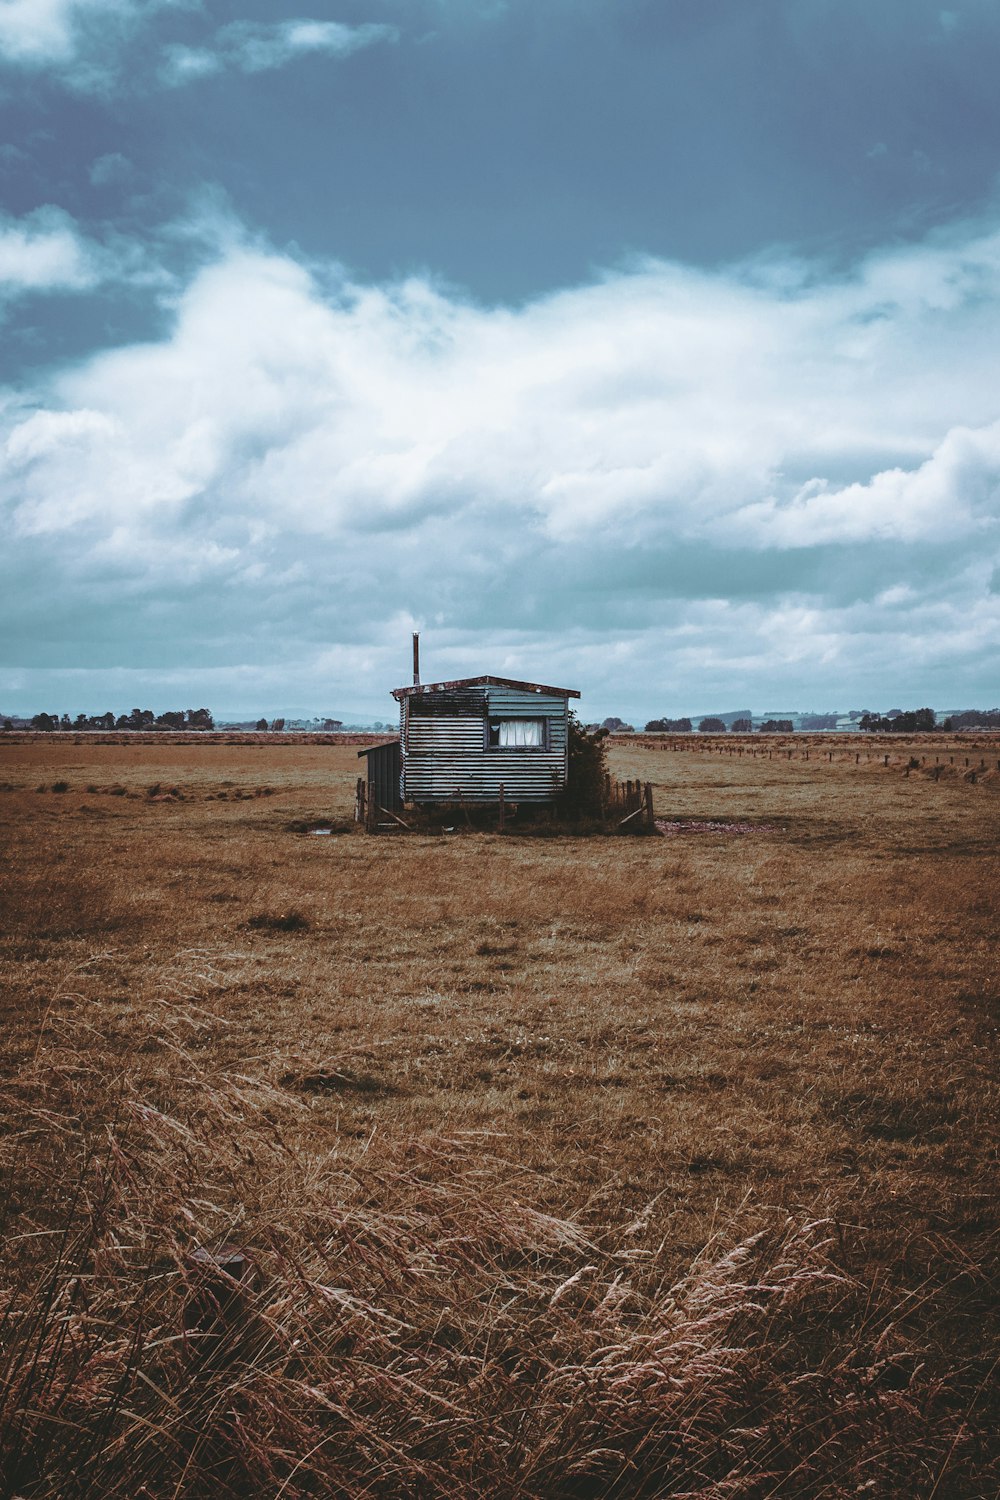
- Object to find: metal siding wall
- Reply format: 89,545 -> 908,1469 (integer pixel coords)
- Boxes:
400,688 -> 571,803
485,689 -> 566,718
404,753 -> 564,802
406,717 -> 485,753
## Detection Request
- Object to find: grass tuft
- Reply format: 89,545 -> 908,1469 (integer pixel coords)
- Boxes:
245,909 -> 311,933
283,1064 -> 400,1095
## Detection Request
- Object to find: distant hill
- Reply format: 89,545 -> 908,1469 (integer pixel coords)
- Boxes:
692,709 -> 753,728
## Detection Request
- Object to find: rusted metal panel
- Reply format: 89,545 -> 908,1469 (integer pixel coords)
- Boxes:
392,675 -> 580,701
408,689 -> 487,717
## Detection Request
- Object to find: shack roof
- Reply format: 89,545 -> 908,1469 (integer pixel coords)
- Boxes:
357,740 -> 400,758
392,675 -> 580,702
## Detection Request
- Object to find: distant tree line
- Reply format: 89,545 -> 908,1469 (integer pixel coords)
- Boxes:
859,708 -> 936,733
858,707 -> 1000,732
942,709 -> 1000,730
13,708 -> 215,732
631,706 -> 999,737
0,710 -> 360,734
248,718 -> 345,731
643,716 -> 789,733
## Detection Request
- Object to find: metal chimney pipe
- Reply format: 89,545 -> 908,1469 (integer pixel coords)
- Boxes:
412,632 -> 420,686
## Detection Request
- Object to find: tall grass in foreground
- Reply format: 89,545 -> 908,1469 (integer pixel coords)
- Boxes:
2,1024 -> 996,1500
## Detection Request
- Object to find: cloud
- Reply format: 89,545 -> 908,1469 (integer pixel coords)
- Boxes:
0,207 -> 104,294
158,18 -> 397,87
723,420 -> 1000,548
155,42 -> 222,85
0,0 -> 97,65
0,3 -> 390,94
0,206 -> 168,311
88,151 -> 135,187
0,0 -> 179,89
1,211 -> 999,713
0,0 -> 178,70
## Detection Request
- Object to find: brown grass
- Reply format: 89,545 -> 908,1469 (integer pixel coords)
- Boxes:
0,734 -> 997,1497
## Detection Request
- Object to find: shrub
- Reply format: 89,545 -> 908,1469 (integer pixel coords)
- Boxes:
559,712 -> 608,818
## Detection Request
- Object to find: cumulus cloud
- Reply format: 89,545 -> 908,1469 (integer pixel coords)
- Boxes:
2,212 -> 999,713
0,206 -> 167,311
0,207 -> 104,294
158,18 -> 397,86
0,0 -> 102,65
724,420 -> 1000,548
0,0 -> 181,90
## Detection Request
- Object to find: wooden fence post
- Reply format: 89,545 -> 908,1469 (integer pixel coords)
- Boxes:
184,1245 -> 255,1365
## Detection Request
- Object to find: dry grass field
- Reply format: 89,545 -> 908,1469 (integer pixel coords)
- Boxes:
1,733 -> 998,1498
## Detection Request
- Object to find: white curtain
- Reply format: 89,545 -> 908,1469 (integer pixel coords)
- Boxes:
496,719 -> 543,747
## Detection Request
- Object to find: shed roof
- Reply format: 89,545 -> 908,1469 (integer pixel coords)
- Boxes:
392,675 -> 580,702
357,739 -> 401,758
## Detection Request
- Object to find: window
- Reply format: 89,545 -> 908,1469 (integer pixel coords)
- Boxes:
487,718 -> 546,749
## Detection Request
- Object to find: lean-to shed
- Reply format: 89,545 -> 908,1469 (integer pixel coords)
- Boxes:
393,675 -> 581,805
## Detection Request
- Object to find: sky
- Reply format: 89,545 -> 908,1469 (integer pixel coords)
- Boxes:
1,0 -> 999,722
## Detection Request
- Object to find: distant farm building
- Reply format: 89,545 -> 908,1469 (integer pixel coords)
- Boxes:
358,642 -> 580,819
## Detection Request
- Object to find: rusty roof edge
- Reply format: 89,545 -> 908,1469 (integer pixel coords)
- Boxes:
391,675 -> 581,700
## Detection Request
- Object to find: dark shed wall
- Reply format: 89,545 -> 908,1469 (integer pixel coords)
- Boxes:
401,686 -> 569,803
362,740 -> 402,812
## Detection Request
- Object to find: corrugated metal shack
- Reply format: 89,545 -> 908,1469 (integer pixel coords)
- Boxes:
393,675 -> 580,806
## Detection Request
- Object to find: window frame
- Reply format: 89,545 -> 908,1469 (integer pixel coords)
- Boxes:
484,716 -> 550,752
